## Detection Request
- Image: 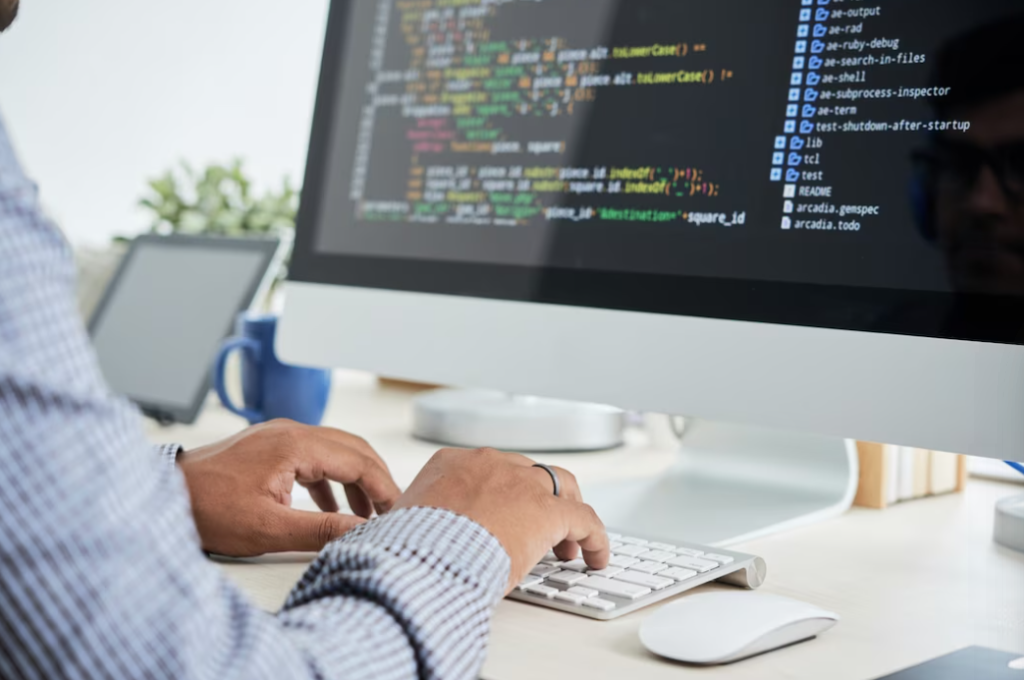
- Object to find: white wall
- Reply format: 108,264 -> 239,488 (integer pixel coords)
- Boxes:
0,0 -> 329,246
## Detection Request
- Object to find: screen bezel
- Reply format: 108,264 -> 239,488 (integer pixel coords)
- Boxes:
88,234 -> 282,425
290,0 -> 1024,347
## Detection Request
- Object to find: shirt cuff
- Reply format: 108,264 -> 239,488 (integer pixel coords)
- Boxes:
153,444 -> 183,472
282,506 -> 510,680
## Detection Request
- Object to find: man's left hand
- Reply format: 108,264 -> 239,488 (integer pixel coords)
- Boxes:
178,419 -> 401,557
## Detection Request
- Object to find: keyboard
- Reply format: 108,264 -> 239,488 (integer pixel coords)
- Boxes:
507,531 -> 767,620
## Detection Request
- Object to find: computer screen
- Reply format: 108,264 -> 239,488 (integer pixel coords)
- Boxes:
90,236 -> 279,423
292,0 -> 1024,344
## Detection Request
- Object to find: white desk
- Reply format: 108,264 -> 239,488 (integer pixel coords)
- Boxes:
147,371 -> 1024,680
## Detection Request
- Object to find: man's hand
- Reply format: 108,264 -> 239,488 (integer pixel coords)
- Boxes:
178,419 -> 401,557
395,448 -> 610,593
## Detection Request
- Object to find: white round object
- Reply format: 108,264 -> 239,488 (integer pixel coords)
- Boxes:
640,592 -> 839,666
412,389 -> 625,452
994,493 -> 1024,553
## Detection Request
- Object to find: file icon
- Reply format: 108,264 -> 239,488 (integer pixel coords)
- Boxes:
788,152 -> 803,166
782,217 -> 792,230
802,104 -> 817,117
786,168 -> 801,182
800,120 -> 815,134
784,200 -> 794,214
813,24 -> 828,37
816,8 -> 830,21
805,88 -> 819,102
811,40 -> 825,53
771,168 -> 783,182
807,71 -> 821,86
784,120 -> 797,133
775,136 -> 788,150
784,184 -> 797,198
790,137 -> 805,150
809,55 -> 824,70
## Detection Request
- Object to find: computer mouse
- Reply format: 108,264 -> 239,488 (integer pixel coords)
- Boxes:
639,591 -> 839,665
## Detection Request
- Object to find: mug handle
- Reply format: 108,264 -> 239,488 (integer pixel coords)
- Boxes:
214,337 -> 263,423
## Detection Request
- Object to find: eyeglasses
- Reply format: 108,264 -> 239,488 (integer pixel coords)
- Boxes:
913,138 -> 1024,203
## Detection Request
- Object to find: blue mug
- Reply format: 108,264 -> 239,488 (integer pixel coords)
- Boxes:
214,314 -> 332,425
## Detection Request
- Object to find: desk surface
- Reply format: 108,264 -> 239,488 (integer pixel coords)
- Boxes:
147,372 -> 1024,680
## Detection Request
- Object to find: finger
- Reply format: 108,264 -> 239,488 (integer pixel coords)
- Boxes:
300,479 -> 340,513
553,539 -> 580,562
263,507 -> 366,553
343,483 -> 374,519
560,501 -> 610,570
316,428 -> 397,484
301,435 -> 402,515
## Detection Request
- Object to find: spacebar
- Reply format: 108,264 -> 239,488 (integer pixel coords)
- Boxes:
576,576 -> 651,600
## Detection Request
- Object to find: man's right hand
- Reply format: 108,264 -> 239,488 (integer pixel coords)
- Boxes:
394,448 -> 610,593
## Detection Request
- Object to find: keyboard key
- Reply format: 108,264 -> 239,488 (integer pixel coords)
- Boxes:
630,560 -> 668,575
608,542 -> 623,551
613,570 -> 674,590
524,584 -> 559,599
517,575 -> 543,590
611,544 -> 649,557
618,537 -> 649,546
639,550 -> 676,563
660,567 -> 698,582
554,591 -> 587,606
606,533 -> 622,541
560,559 -> 589,572
665,555 -> 719,573
673,547 -> 705,557
567,586 -> 599,598
530,564 -> 561,577
548,570 -> 588,586
582,597 -> 616,612
577,576 -> 652,600
539,551 -> 562,564
648,542 -> 676,551
704,553 -> 735,565
608,555 -> 639,569
587,566 -> 624,578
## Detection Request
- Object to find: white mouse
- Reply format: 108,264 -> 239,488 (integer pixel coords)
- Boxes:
639,591 -> 839,665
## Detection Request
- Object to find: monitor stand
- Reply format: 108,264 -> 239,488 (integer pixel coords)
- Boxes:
583,419 -> 859,547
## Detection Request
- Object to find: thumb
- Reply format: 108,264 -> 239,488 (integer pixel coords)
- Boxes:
265,508 -> 367,553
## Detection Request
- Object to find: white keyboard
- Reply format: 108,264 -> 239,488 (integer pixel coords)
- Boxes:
507,531 -> 767,620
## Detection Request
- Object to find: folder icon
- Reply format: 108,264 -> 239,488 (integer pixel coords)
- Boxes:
786,168 -> 801,182
800,120 -> 815,134
811,40 -> 825,53
807,72 -> 821,86
805,88 -> 819,102
790,137 -> 805,150
813,24 -> 828,37
816,8 -> 829,20
788,153 -> 803,166
809,55 -> 823,69
802,104 -> 817,117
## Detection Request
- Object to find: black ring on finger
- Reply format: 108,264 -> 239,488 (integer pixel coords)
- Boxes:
532,464 -> 561,497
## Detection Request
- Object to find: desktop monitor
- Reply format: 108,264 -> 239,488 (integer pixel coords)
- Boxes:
280,0 -> 1024,539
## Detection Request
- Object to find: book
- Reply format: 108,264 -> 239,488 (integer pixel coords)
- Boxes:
929,450 -> 960,495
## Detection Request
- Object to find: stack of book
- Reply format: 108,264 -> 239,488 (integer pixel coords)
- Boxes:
854,442 -> 967,509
